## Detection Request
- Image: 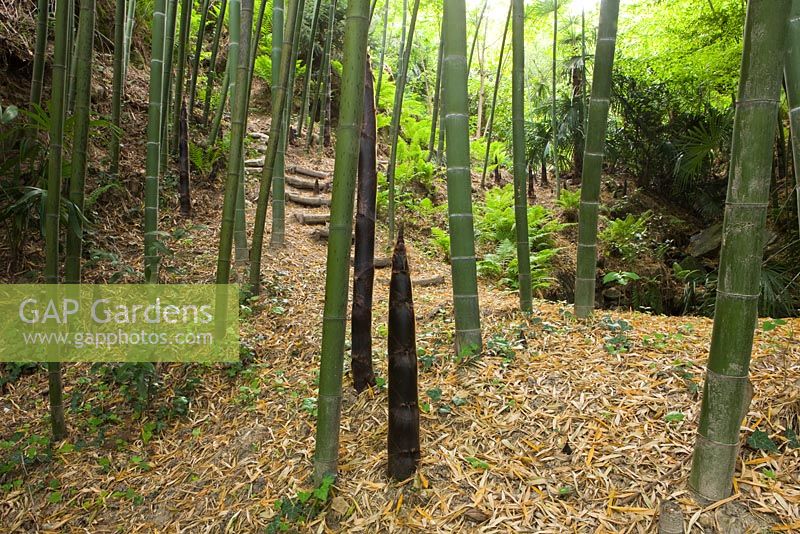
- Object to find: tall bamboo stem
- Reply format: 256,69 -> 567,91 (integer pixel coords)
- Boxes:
480,2 -> 511,188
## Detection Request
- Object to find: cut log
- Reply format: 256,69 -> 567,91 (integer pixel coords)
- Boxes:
351,256 -> 390,268
286,192 -> 331,207
413,275 -> 445,287
312,227 -> 354,241
248,131 -> 269,140
287,165 -> 329,179
245,157 -> 265,167
294,212 -> 330,225
285,174 -> 331,192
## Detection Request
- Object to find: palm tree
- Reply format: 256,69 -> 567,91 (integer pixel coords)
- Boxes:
511,0 -> 531,311
312,0 -> 371,483
574,0 -> 620,319
386,0 -> 421,244
43,0 -> 73,442
688,0 -> 790,503
443,0 -> 482,356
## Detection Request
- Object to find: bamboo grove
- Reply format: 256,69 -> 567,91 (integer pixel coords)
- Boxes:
8,0 -> 800,509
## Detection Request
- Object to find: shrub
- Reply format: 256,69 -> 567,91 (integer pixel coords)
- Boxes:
599,211 -> 651,260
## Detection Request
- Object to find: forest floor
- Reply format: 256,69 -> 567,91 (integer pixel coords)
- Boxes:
0,56 -> 799,530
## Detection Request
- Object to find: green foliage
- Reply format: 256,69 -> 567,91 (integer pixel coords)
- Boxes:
599,211 -> 651,260
254,55 -> 272,83
267,475 -> 335,533
556,188 -> 581,211
429,227 -> 450,261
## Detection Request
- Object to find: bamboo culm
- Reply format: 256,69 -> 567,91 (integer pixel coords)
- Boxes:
144,0 -> 167,284
785,0 -> 800,239
374,0 -> 389,103
206,63 -> 231,146
297,0 -> 323,136
110,0 -> 126,174
480,3 -> 511,188
269,0 -> 288,248
312,0 -> 370,483
688,0 -> 790,503
66,0 -> 96,284
160,0 -> 179,173
443,0 -> 482,356
351,56 -> 378,393
386,0 -> 421,244
202,0 -> 229,125
171,0 -> 192,149
427,19 -> 444,162
188,0 -> 211,115
30,0 -> 49,106
44,0 -> 74,442
511,0 -> 531,311
249,0 -> 300,293
552,0 -> 560,198
387,227 -> 421,480
574,0 -> 620,318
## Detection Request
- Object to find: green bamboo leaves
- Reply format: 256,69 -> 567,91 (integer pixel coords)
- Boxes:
443,0 -> 482,356
688,0 -> 790,503
574,0 -> 620,318
511,0 -> 531,312
313,0 -> 371,483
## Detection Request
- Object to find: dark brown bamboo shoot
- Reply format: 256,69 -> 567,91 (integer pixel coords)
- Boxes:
387,227 -> 420,480
351,56 -> 378,393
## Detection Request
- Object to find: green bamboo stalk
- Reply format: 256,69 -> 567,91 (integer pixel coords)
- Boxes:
44,0 -> 71,442
552,0 -> 560,198
206,62 -> 231,146
386,0 -> 421,244
511,0 -> 531,312
249,0 -> 300,293
123,0 -> 137,80
235,0 -> 254,266
427,18 -> 444,161
144,0 -> 167,284
466,0 -> 487,75
171,0 -> 192,149
160,0 -> 178,173
269,0 -> 287,248
66,0 -> 77,114
188,0 -> 211,115
203,0 -> 228,124
313,0 -> 370,484
785,0 -> 800,239
245,0 -> 269,113
320,0 -> 338,148
110,0 -> 126,174
688,0 -> 790,503
480,2 -> 511,188
443,0 -> 482,357
574,0 -> 620,319
30,0 -> 49,106
308,0 -> 337,149
65,0 -> 96,284
297,0 -> 323,136
283,0 -> 306,138
374,0 -> 389,103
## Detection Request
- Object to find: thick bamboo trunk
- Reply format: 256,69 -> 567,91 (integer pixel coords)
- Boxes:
270,0 -> 288,248
511,0 -> 531,312
145,0 -> 167,283
234,0 -> 254,266
249,0 -> 300,292
65,0 -> 96,284
351,57 -> 378,393
313,0 -> 371,483
160,0 -> 178,173
387,227 -> 421,480
574,0 -> 620,318
688,0 -> 790,503
171,0 -> 192,149
443,0 -> 482,356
